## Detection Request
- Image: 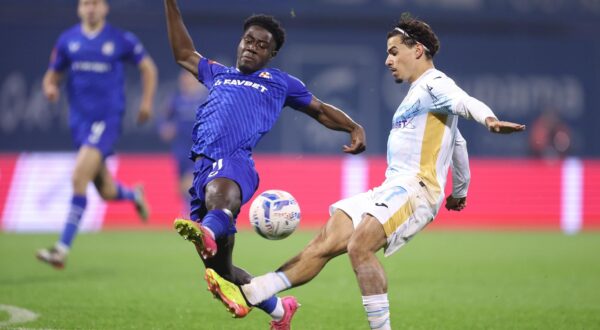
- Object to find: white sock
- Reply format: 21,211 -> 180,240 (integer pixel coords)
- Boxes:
55,242 -> 69,255
241,272 -> 292,305
270,298 -> 285,321
362,294 -> 391,330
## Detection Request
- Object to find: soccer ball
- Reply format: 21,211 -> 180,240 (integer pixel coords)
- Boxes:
249,190 -> 301,240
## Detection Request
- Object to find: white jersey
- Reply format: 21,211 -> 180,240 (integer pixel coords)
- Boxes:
330,68 -> 494,256
384,68 -> 495,208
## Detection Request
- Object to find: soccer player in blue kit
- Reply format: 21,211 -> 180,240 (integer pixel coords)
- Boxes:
164,0 -> 366,328
36,0 -> 158,269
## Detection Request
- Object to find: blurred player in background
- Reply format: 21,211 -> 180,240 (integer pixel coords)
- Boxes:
529,107 -> 571,159
164,0 -> 366,328
36,0 -> 158,269
209,14 -> 526,329
158,69 -> 208,212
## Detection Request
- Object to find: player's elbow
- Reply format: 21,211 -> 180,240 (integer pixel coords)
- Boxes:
175,59 -> 190,69
172,52 -> 186,65
172,52 -> 200,74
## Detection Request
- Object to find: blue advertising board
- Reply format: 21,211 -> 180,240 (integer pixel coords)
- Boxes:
1,0 -> 598,156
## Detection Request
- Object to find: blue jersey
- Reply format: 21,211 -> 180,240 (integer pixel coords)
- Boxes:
49,23 -> 146,123
192,58 -> 313,160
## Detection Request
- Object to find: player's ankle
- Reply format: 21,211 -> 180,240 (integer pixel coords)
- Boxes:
241,272 -> 291,306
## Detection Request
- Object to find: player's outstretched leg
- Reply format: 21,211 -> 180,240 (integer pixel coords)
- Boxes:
36,146 -> 100,269
36,194 -> 88,269
240,210 -> 353,306
173,218 -> 217,259
204,268 -> 252,318
269,296 -> 300,330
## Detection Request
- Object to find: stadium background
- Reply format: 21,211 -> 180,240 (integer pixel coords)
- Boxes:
1,0 -> 599,231
1,1 -> 600,329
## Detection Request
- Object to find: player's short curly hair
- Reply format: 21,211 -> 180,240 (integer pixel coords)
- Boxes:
243,14 -> 286,52
387,13 -> 440,59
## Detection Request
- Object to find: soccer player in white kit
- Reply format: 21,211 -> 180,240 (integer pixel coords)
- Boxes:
207,14 -> 526,330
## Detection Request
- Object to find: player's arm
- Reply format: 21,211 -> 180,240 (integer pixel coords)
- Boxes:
136,56 -> 158,124
164,0 -> 201,76
445,129 -> 470,211
44,35 -> 69,103
455,96 -> 526,134
42,69 -> 63,103
300,96 -> 366,154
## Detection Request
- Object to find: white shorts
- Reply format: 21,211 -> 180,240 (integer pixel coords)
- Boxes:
330,177 -> 439,257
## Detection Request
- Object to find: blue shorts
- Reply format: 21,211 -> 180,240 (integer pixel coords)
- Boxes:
188,156 -> 260,232
71,116 -> 122,158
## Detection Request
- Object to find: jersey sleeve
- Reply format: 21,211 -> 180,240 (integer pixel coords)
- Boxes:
197,57 -> 227,89
450,129 -> 470,198
427,77 -> 497,127
48,35 -> 69,72
453,95 -> 497,126
283,74 -> 313,109
122,31 -> 147,65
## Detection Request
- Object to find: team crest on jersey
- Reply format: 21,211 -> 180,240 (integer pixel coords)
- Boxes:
102,41 -> 115,56
258,71 -> 272,79
68,41 -> 80,53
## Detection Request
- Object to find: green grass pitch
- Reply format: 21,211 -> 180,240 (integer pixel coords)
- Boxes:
1,229 -> 599,329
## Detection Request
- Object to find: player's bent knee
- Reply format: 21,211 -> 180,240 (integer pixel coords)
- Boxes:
205,197 -> 241,216
347,232 -> 383,262
347,238 -> 368,262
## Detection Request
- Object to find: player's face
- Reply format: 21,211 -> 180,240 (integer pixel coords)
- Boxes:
237,26 -> 276,74
78,0 -> 108,27
385,35 -> 416,84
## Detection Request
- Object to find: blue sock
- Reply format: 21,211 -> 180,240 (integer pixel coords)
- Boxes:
115,183 -> 135,201
256,295 -> 278,314
201,209 -> 231,239
59,195 -> 87,247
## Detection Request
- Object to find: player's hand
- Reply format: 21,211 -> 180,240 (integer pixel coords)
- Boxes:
485,117 -> 526,134
137,103 -> 153,124
43,84 -> 60,103
445,195 -> 467,211
343,125 -> 366,154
